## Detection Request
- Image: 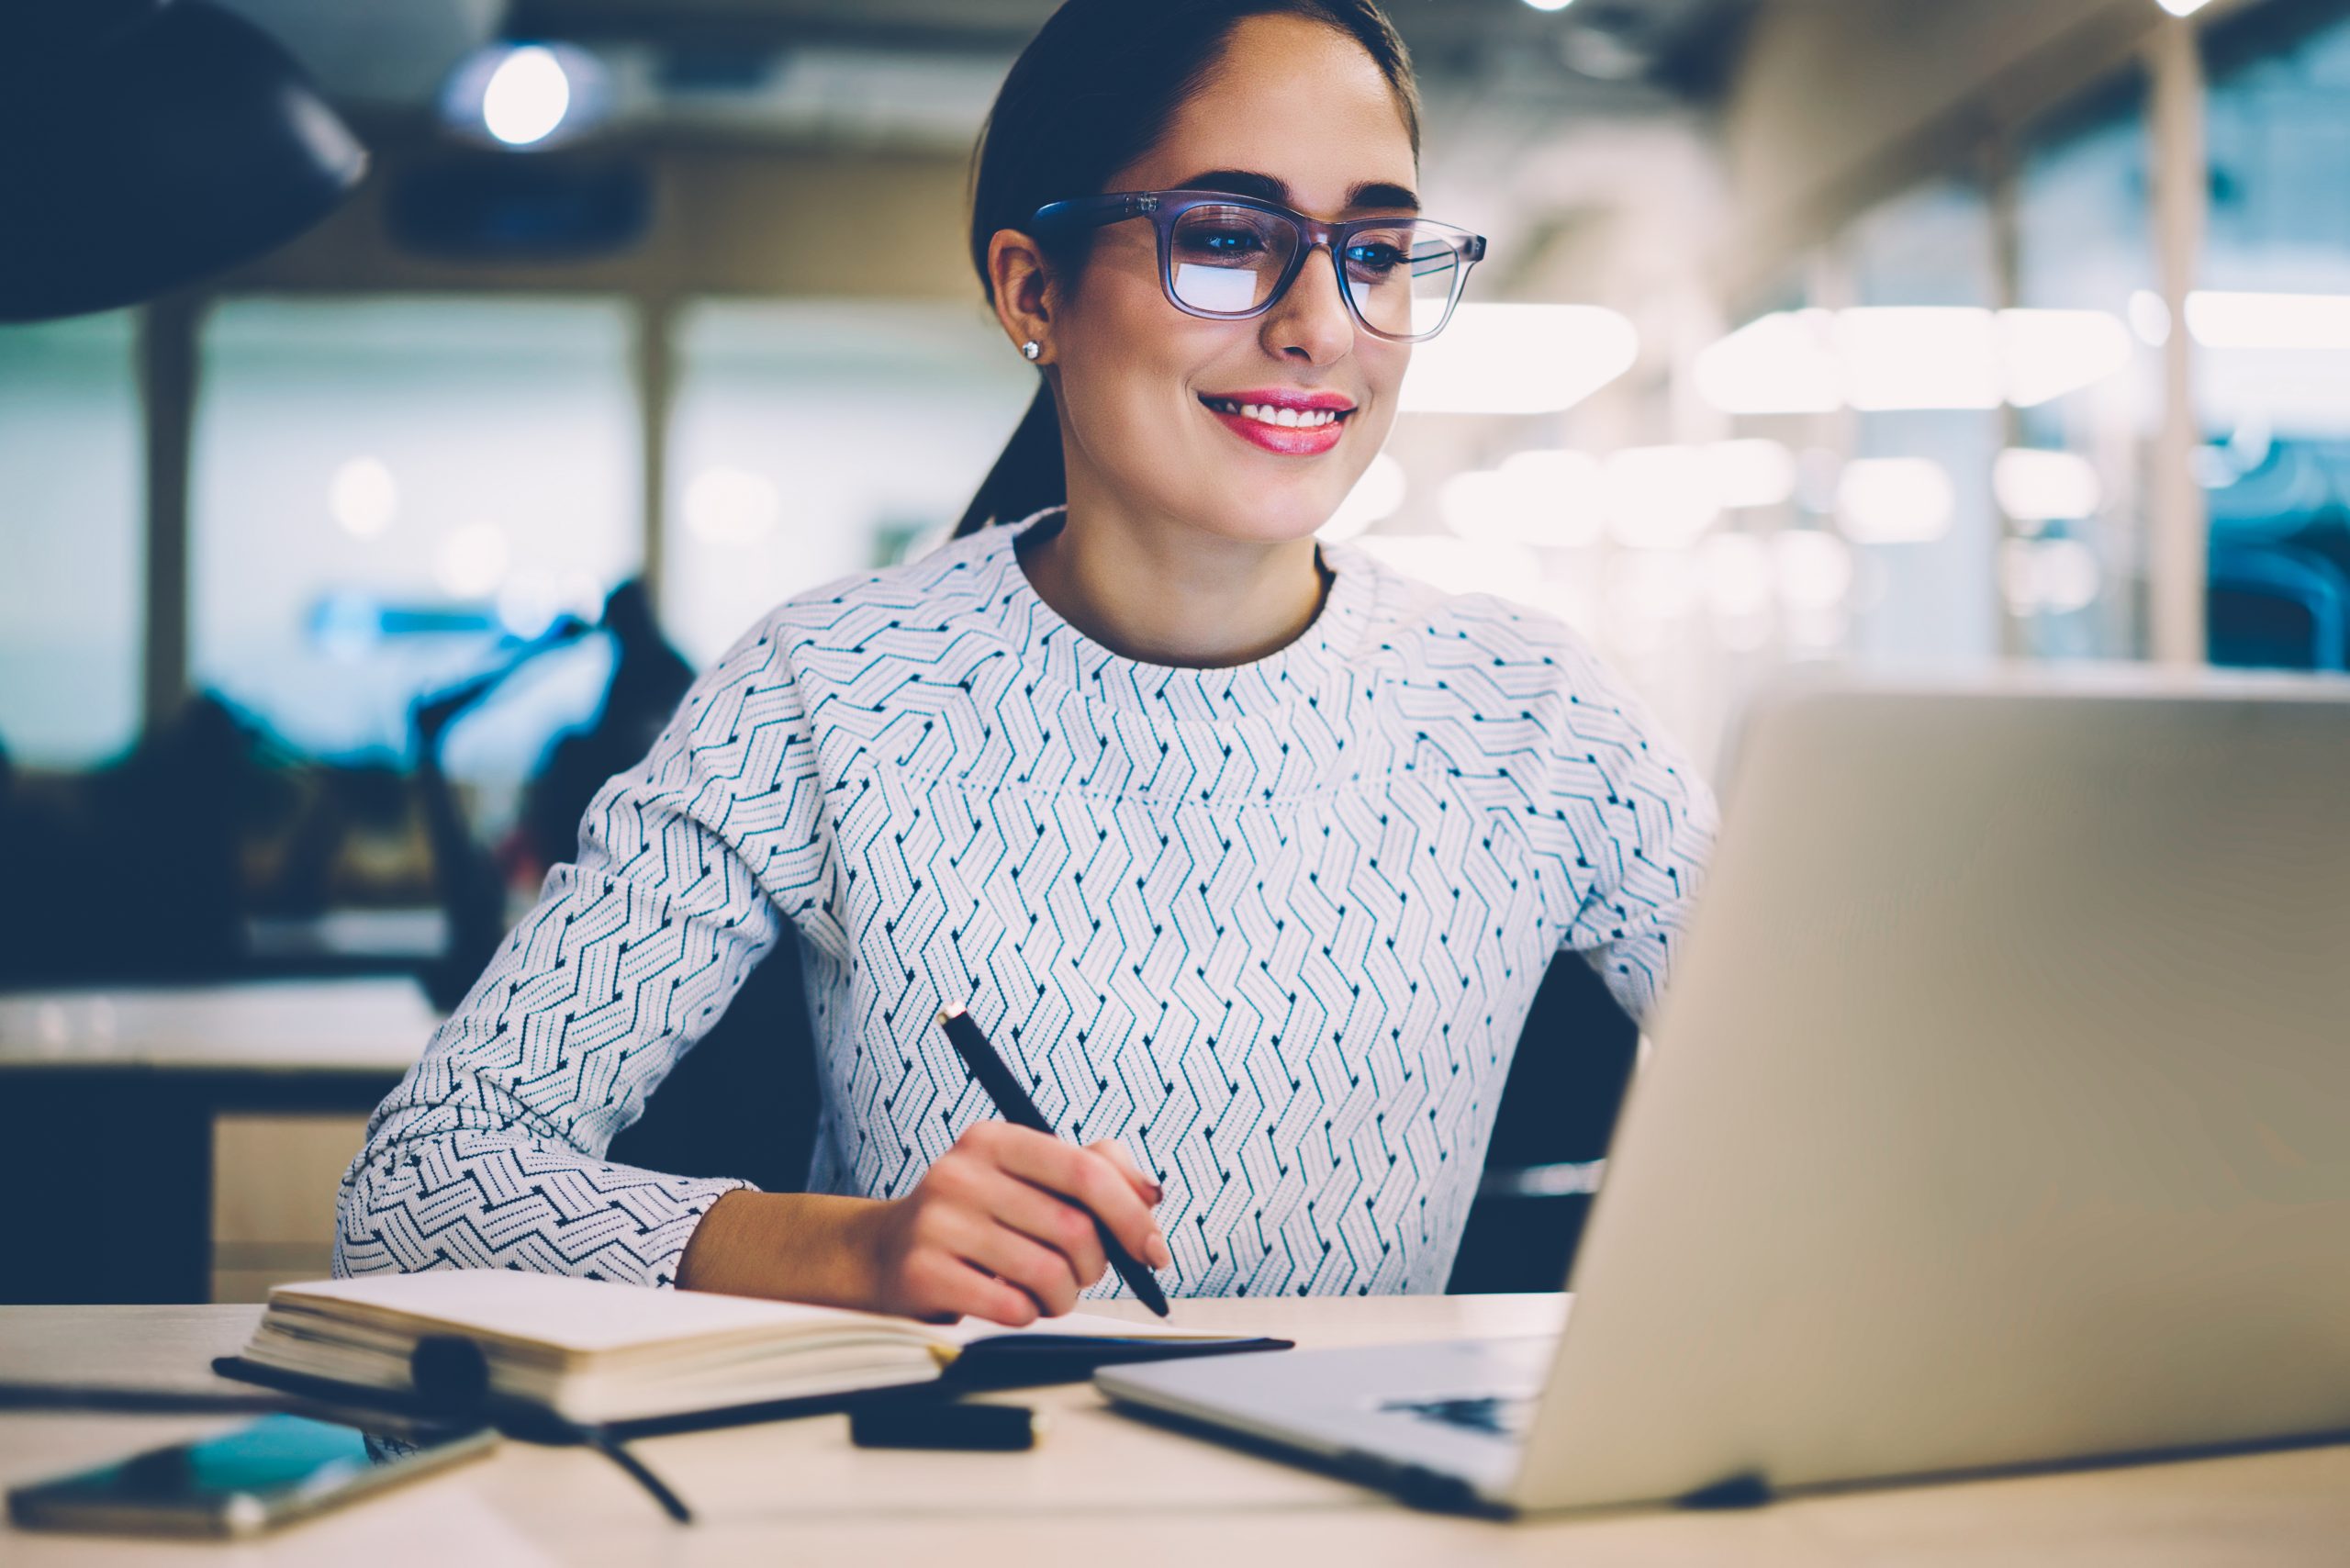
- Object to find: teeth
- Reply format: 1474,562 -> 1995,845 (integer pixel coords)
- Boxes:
1218,399 -> 1342,428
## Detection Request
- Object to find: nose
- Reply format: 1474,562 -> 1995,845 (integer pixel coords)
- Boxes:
1260,241 -> 1354,366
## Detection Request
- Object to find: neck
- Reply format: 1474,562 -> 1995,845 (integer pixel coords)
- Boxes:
1016,486 -> 1329,669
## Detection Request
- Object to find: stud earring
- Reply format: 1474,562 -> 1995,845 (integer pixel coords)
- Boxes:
1021,340 -> 1042,362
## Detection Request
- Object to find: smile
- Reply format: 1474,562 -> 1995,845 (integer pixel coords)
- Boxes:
1197,393 -> 1355,455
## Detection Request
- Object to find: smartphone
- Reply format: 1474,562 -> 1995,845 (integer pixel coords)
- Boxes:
6,1414 -> 497,1539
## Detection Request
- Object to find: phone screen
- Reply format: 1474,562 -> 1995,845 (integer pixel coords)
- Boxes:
8,1415 -> 495,1537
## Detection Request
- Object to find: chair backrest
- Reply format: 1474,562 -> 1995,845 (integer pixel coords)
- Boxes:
609,938 -> 1640,1296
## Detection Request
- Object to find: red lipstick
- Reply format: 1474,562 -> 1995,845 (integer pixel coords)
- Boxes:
1197,387 -> 1357,456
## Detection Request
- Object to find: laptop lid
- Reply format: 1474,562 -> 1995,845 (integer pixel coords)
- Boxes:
1509,671 -> 2350,1511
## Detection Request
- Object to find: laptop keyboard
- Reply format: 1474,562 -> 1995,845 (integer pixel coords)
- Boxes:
1380,1393 -> 1538,1439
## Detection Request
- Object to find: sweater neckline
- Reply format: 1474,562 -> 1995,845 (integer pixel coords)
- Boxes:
966,504 -> 1377,722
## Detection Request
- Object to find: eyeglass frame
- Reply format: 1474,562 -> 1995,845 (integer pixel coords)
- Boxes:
1026,188 -> 1488,344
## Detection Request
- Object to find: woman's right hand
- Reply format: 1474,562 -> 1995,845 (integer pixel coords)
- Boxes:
856,1121 -> 1173,1326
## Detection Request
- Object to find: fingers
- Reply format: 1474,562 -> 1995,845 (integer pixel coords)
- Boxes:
968,1124 -> 1172,1272
899,1246 -> 1041,1327
1086,1139 -> 1166,1205
936,1204 -> 1084,1318
980,1170 -> 1110,1288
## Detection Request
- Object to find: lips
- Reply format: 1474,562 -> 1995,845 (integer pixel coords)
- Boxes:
1197,388 -> 1357,456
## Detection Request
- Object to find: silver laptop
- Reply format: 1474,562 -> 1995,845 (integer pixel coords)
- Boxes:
1098,669 -> 2350,1514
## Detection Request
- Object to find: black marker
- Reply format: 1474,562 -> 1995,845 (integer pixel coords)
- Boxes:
936,1003 -> 1171,1317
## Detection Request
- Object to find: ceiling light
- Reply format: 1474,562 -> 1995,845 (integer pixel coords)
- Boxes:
1837,308 -> 2002,411
1693,309 -> 1841,415
1400,303 -> 1639,415
1998,309 -> 2134,407
2154,0 -> 2214,16
442,42 -> 610,151
2185,290 -> 2350,351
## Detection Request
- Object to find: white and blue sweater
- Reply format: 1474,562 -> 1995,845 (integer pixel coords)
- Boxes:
336,507 -> 1718,1298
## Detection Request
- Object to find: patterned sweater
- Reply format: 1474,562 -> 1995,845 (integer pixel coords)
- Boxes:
336,507 -> 1718,1298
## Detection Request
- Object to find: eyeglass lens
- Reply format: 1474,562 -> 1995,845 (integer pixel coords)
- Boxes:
1168,204 -> 1464,339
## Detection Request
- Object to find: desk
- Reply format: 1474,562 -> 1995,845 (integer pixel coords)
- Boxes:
0,980 -> 436,1305
7,1295 -> 2350,1565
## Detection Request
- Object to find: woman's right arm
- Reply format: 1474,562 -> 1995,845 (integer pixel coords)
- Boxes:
334,610 -> 837,1290
337,603 -> 1169,1318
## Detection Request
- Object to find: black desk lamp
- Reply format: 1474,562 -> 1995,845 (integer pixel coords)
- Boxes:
0,0 -> 368,322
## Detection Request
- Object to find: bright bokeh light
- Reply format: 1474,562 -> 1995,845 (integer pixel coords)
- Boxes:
2002,537 -> 2101,614
1998,309 -> 2133,407
1993,448 -> 2103,522
1699,532 -> 1774,619
2128,289 -> 2172,346
2154,0 -> 2214,15
2185,290 -> 2350,351
1441,451 -> 1607,548
1838,308 -> 2002,411
328,456 -> 397,539
483,46 -> 572,147
1697,307 -> 2132,413
1399,303 -> 1639,415
1706,439 -> 1798,509
435,522 -> 511,598
1837,457 -> 1955,544
1693,308 -> 1841,415
1355,534 -> 1544,604
1522,0 -> 1576,10
1774,530 -> 1855,610
1320,452 -> 1404,542
1605,445 -> 1720,549
682,466 -> 782,546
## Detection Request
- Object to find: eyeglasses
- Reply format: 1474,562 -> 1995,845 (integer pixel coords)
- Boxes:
1028,188 -> 1487,344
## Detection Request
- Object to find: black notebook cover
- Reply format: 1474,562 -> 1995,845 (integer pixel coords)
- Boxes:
211,1331 -> 1290,1442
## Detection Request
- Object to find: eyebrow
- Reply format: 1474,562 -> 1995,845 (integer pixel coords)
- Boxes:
1171,168 -> 1421,215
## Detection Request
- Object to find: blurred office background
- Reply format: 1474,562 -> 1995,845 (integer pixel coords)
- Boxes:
3,0 -> 2344,1304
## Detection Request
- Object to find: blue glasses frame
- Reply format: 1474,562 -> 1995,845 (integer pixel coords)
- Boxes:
1028,188 -> 1488,343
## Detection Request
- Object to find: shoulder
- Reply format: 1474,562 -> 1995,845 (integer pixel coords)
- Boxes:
1328,540 -> 1626,705
694,528 -> 1015,690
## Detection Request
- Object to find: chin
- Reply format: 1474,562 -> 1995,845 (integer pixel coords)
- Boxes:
1195,482 -> 1348,547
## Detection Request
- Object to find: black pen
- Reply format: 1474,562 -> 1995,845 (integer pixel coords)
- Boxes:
936,1003 -> 1172,1317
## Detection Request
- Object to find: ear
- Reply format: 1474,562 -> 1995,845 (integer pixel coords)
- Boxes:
987,228 -> 1056,363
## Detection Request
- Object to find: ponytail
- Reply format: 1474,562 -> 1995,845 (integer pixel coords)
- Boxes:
954,381 -> 1065,537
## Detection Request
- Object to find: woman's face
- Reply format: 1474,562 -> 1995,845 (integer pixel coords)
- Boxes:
1045,14 -> 1419,548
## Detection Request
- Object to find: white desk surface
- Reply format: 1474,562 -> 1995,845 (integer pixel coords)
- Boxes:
6,1295 -> 2350,1565
0,980 -> 435,1075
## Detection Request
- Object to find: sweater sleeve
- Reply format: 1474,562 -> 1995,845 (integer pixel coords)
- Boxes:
1534,639 -> 1720,1025
334,612 -> 839,1289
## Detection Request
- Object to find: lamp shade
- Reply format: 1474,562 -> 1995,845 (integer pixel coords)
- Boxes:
0,0 -> 368,322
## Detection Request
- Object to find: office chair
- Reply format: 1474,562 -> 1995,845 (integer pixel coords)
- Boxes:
609,941 -> 1641,1295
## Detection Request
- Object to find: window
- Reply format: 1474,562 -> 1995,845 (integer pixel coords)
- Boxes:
2012,79 -> 2157,661
189,297 -> 640,780
662,299 -> 1035,666
0,311 -> 144,767
2197,4 -> 2350,669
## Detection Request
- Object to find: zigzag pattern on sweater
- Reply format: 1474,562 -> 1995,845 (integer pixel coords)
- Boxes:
338,508 -> 1716,1296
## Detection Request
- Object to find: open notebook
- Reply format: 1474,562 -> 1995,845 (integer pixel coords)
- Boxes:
222,1272 -> 1281,1429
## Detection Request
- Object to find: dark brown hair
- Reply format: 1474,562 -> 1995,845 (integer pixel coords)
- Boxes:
954,0 -> 1421,536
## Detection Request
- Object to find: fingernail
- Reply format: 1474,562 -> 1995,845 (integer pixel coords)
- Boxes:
1147,1230 -> 1173,1270
1145,1180 -> 1166,1204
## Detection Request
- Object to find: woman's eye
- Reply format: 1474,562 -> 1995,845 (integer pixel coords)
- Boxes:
1189,228 -> 1264,256
1346,243 -> 1403,273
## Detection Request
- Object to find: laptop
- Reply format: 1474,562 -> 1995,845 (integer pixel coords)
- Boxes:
1098,670 -> 2350,1514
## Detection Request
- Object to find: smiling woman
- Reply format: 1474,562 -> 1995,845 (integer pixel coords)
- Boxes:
335,0 -> 1717,1326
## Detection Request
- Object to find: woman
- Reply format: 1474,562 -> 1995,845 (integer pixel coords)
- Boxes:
336,0 -> 1717,1325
